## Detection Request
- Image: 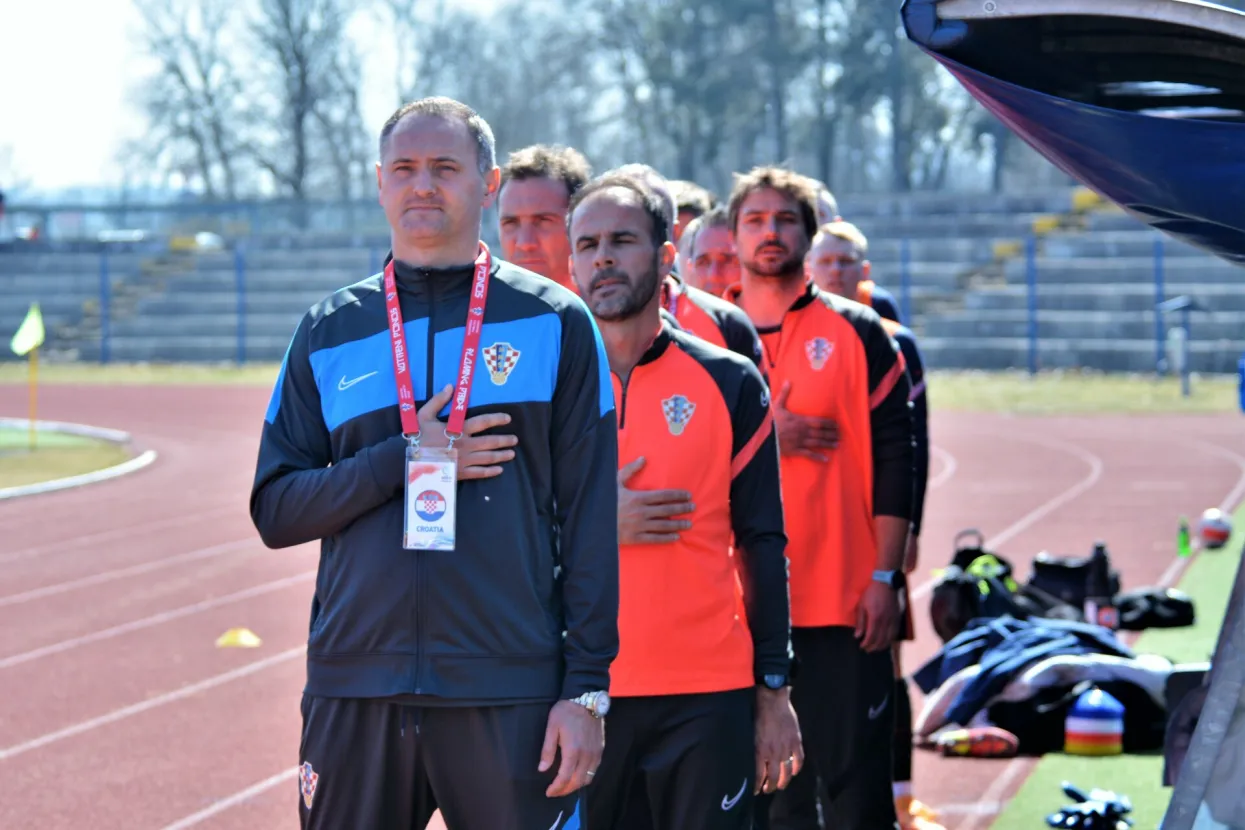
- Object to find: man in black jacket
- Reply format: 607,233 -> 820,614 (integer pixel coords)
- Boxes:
250,96 -> 620,830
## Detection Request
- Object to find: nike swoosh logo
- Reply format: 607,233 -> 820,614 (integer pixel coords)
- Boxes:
868,694 -> 890,720
721,778 -> 747,810
338,371 -> 378,391
547,810 -> 564,830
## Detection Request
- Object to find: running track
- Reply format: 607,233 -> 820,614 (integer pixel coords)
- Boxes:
1,384 -> 1242,830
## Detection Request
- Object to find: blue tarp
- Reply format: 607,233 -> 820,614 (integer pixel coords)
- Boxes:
902,0 -> 1245,266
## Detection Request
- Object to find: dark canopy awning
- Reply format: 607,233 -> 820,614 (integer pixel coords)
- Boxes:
901,0 -> 1245,266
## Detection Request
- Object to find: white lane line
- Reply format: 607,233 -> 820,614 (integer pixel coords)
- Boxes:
929,445 -> 958,489
1194,440 -> 1245,514
0,503 -> 242,565
0,646 -> 305,763
0,539 -> 258,608
159,766 -> 300,830
911,433 -> 1105,602
933,801 -> 1006,816
0,449 -> 159,501
0,571 -> 315,669
1155,439 -> 1245,591
956,758 -> 1031,830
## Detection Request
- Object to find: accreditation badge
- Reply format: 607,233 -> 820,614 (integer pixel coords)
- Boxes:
403,445 -> 458,551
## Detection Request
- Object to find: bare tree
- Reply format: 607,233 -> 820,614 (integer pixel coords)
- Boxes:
130,0 -> 246,200
313,42 -> 371,201
375,0 -> 424,104
382,0 -> 616,169
246,0 -> 363,202
119,0 -> 1055,204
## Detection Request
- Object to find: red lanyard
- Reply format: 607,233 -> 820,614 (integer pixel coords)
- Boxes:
383,242 -> 493,447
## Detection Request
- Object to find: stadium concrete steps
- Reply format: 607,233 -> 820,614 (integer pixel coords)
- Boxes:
916,210 -> 1244,371
919,336 -> 1244,374
1040,232 -> 1211,260
960,283 -> 1245,313
0,250 -> 185,360
1084,212 -> 1155,233
75,336 -> 294,364
9,186 -> 1240,373
1001,256 -> 1241,284
83,242 -> 980,364
839,189 -> 1077,219
103,313 -> 309,339
192,248 -> 380,273
826,238 -> 996,266
921,309 -> 1245,342
852,213 -> 1050,240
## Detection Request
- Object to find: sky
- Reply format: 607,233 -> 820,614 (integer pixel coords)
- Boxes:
0,0 -> 498,196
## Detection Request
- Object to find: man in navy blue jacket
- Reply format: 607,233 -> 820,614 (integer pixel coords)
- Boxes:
250,96 -> 620,830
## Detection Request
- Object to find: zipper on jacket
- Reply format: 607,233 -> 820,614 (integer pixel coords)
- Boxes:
616,373 -> 631,429
616,362 -> 645,429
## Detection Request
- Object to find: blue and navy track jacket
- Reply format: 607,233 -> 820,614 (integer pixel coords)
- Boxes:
250,256 -> 621,704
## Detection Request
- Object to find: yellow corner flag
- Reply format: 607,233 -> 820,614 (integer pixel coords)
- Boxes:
11,303 -> 45,451
10,302 -> 45,357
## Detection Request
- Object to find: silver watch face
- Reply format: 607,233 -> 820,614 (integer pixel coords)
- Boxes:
592,691 -> 611,717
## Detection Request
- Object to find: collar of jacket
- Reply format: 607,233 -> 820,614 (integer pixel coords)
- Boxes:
637,318 -> 675,366
382,249 -> 477,301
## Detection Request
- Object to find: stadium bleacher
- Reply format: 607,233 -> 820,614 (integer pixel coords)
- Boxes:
2,188 -> 1241,372
845,191 -> 1245,374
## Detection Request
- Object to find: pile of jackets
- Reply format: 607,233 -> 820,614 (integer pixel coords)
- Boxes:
913,616 -> 1172,754
916,532 -> 1202,756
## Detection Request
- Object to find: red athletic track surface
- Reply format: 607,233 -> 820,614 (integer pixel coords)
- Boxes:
1,383 -> 1242,830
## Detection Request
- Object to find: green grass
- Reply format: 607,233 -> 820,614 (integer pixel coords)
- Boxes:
0,428 -> 99,449
0,427 -> 133,489
930,370 -> 1239,414
0,363 -> 1240,414
993,502 -> 1245,829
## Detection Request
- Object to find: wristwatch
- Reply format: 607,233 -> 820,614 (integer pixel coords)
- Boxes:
758,654 -> 798,690
570,690 -> 611,718
760,673 -> 790,690
873,569 -> 907,590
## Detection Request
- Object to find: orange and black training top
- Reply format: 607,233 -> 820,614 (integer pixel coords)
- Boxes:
855,278 -> 901,324
662,274 -> 765,370
880,317 -> 930,538
727,283 -> 914,629
609,321 -> 790,697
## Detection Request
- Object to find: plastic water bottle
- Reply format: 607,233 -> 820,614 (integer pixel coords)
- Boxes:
1065,687 -> 1125,756
1178,518 -> 1192,558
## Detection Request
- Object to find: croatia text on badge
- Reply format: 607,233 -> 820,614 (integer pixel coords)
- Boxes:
404,449 -> 458,550
299,761 -> 319,810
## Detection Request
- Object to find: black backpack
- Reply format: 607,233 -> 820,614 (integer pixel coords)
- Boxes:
929,530 -> 1082,643
1028,550 -> 1122,609
929,530 -> 1027,642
